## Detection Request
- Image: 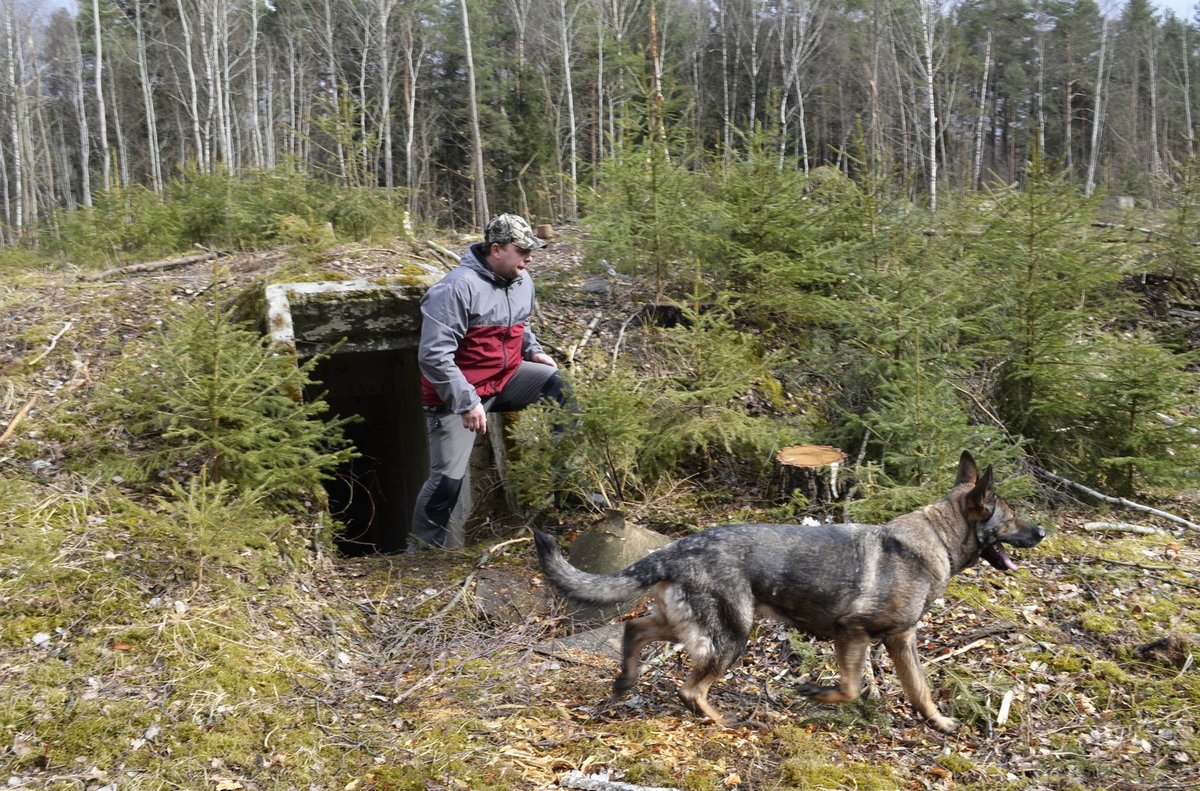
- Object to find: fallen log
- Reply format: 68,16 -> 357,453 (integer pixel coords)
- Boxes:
1034,467 -> 1200,532
79,251 -> 219,281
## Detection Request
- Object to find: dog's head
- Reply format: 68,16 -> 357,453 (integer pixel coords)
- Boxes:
955,452 -> 1046,571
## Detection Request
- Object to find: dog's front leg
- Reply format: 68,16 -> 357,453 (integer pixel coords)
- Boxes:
800,633 -> 868,703
882,629 -> 960,734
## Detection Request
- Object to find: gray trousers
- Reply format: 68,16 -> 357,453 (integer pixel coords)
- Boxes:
409,362 -> 561,549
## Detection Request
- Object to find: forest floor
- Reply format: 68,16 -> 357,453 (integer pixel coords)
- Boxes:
1,234 -> 1199,790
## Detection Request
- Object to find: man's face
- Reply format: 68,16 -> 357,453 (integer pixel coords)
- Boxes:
489,242 -> 533,280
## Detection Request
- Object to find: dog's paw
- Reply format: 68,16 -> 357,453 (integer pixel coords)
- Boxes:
798,683 -> 854,704
612,674 -> 637,698
930,714 -> 961,734
725,716 -> 768,730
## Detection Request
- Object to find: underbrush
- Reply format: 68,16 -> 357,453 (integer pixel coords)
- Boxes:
2,241 -> 1198,789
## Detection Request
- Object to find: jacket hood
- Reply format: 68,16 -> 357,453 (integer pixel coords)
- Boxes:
463,243 -> 523,287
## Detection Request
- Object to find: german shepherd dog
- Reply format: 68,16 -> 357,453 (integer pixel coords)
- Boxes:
533,452 -> 1045,733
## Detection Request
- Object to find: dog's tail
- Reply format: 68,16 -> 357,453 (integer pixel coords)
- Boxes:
532,528 -> 657,606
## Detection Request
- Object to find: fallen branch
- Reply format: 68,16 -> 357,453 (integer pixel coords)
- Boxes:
387,536 -> 531,656
0,395 -> 39,445
558,771 -> 677,791
26,322 -> 73,366
78,251 -> 218,281
423,240 -> 459,270
1081,521 -> 1165,536
568,314 -> 601,368
610,312 -> 640,366
1033,467 -> 1200,532
927,636 -> 993,665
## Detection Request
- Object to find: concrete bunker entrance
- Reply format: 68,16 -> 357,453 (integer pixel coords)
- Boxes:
266,275 -> 440,553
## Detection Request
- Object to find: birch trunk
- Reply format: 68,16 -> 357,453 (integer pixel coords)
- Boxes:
1185,27 -> 1195,158
459,0 -> 488,226
176,0 -> 204,170
0,134 -> 9,243
401,18 -> 426,217
134,0 -> 163,192
918,0 -> 938,211
1148,32 -> 1161,182
198,0 -> 217,169
91,0 -> 111,191
778,0 -> 824,171
219,0 -> 235,172
376,0 -> 398,190
73,15 -> 92,207
249,0 -> 264,169
1034,3 -> 1046,155
321,0 -> 346,183
972,31 -> 991,191
1085,16 -> 1109,198
4,6 -> 23,236
557,0 -> 579,219
1065,38 -> 1075,176
106,62 -> 129,186
719,2 -> 731,164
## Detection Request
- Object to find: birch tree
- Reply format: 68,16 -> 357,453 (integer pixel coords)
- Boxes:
133,0 -> 163,192
399,9 -> 428,217
92,0 -> 111,190
175,0 -> 205,170
972,30 -> 991,190
459,0 -> 488,226
557,0 -> 581,219
776,0 -> 825,170
4,2 -> 23,236
894,0 -> 949,210
1085,14 -> 1110,197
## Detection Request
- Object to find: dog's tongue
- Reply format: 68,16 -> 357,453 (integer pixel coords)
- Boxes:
981,543 -> 1017,571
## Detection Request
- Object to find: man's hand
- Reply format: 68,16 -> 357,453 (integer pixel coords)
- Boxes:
531,352 -> 558,368
461,403 -> 488,435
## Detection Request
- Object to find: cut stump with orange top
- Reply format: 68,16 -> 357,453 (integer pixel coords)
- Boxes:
775,444 -> 847,508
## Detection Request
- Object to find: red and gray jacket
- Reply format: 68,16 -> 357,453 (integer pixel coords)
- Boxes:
418,243 -> 545,412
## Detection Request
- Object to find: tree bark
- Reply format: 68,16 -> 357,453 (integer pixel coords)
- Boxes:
1085,16 -> 1109,198
134,0 -> 163,192
972,31 -> 991,191
92,0 -> 111,190
557,0 -> 579,219
176,0 -> 205,171
4,5 -> 24,237
459,0 -> 488,227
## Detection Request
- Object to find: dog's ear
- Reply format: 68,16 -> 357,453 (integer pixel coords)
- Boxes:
954,451 -> 979,486
967,465 -> 995,511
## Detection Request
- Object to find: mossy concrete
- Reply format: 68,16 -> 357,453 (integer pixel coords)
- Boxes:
265,269 -> 442,356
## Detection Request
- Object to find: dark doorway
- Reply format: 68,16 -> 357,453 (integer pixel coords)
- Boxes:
307,349 -> 428,553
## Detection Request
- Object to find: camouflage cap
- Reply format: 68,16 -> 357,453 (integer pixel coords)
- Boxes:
484,213 -> 546,251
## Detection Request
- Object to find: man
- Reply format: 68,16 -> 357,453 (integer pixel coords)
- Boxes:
410,213 -> 568,549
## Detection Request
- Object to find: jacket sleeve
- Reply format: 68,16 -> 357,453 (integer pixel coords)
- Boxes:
417,278 -> 480,414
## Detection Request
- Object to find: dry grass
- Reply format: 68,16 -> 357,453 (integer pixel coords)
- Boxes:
2,245 -> 1199,790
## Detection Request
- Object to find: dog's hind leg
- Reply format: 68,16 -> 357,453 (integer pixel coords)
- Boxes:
613,611 -> 676,698
800,632 -> 869,703
882,629 -> 960,734
678,657 -> 739,727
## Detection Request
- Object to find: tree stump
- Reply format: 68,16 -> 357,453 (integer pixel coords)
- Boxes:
775,445 -> 847,508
